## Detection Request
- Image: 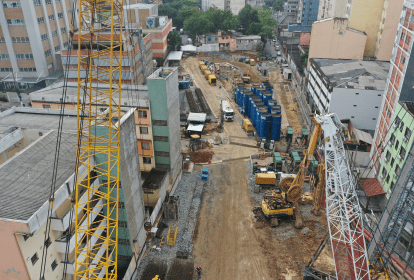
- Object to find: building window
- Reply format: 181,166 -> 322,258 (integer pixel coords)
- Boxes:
395,164 -> 401,176
118,238 -> 130,245
55,45 -> 60,52
0,54 -> 10,60
0,68 -> 13,72
19,67 -> 37,72
31,253 -> 39,265
12,37 -> 30,43
58,12 -> 64,18
119,221 -> 128,227
63,42 -> 68,48
33,0 -> 41,5
385,151 -> 391,161
51,260 -> 58,271
61,27 -> 66,34
118,201 -> 125,208
153,136 -> 168,142
395,140 -> 399,150
390,134 -> 396,145
141,142 -> 150,150
41,34 -> 48,41
44,49 -> 52,56
3,1 -> 21,8
386,174 -> 390,183
401,55 -> 406,65
390,158 -> 395,168
139,127 -> 148,134
16,54 -> 34,60
45,238 -> 52,248
8,19 -> 25,25
143,157 -> 151,164
405,128 -> 412,140
37,17 -> 45,24
138,110 -> 147,118
401,31 -> 406,42
400,121 -> 405,132
0,37 -> 5,43
48,15 -> 55,21
45,0 -> 51,4
400,147 -> 407,159
52,30 -> 58,37
43,104 -> 51,109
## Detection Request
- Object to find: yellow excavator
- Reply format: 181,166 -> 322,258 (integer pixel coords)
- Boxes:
262,118 -> 322,226
242,68 -> 251,83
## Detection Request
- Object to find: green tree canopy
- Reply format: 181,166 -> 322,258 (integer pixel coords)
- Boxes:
238,5 -> 260,34
167,31 -> 182,50
206,7 -> 239,32
183,11 -> 213,39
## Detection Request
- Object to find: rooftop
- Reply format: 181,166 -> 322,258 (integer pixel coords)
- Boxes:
236,35 -> 261,40
166,51 -> 183,61
123,3 -> 157,9
312,59 -> 390,90
0,131 -> 77,220
29,82 -> 150,108
359,178 -> 386,197
401,101 -> 414,116
0,110 -> 78,132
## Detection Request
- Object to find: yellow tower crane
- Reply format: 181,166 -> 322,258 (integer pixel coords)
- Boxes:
74,0 -> 123,278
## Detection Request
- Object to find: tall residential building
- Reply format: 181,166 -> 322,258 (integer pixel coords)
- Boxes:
315,0 -> 403,59
0,0 -> 73,90
285,0 -> 300,16
299,0 -> 320,26
148,67 -> 182,187
0,107 -> 146,279
317,0 -> 349,20
372,0 -> 414,174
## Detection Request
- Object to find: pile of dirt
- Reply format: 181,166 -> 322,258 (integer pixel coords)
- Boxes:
165,259 -> 194,280
183,150 -> 214,163
202,123 -> 218,135
140,260 -> 167,280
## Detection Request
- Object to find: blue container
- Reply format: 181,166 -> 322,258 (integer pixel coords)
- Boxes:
235,90 -> 241,107
244,92 -> 252,115
271,105 -> 281,115
267,99 -> 277,113
271,114 -> 282,141
250,102 -> 257,126
260,113 -> 271,139
256,89 -> 263,100
202,168 -> 209,175
256,108 -> 267,132
263,92 -> 272,106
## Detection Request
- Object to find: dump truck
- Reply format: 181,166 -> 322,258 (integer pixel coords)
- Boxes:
203,70 -> 212,80
198,61 -> 205,69
208,74 -> 216,86
200,65 -> 208,72
250,59 -> 255,66
221,100 -> 234,121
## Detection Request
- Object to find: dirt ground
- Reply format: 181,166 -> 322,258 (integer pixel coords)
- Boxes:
192,160 -> 334,279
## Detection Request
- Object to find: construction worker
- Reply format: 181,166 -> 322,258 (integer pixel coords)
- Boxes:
196,266 -> 202,278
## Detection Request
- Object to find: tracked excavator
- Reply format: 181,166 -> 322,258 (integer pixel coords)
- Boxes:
262,117 -> 322,226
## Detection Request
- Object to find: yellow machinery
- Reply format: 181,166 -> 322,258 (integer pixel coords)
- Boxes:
200,65 -> 208,72
243,119 -> 253,133
262,118 -> 322,223
250,59 -> 255,66
199,61 -> 205,69
255,173 -> 276,185
167,225 -> 178,245
208,74 -> 216,86
312,163 -> 325,215
242,68 -> 251,83
204,69 -> 212,80
73,0 -> 123,278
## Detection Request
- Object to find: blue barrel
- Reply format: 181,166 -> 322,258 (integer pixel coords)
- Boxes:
263,92 -> 272,106
256,108 -> 267,133
271,114 -> 282,141
260,113 -> 271,139
271,105 -> 281,115
267,99 -> 277,113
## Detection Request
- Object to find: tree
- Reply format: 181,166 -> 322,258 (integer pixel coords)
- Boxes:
167,31 -> 182,50
177,7 -> 200,29
238,5 -> 260,34
206,7 -> 239,32
247,22 -> 263,35
259,25 -> 274,42
183,12 -> 213,39
300,49 -> 309,69
273,0 -> 284,11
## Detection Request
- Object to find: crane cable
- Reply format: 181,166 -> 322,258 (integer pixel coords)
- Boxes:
38,0 -> 79,278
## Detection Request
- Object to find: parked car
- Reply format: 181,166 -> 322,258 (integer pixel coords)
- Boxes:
272,39 -> 276,42
277,51 -> 282,56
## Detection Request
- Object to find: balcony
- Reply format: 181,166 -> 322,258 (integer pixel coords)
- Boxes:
50,208 -> 72,231
0,127 -> 23,154
55,198 -> 104,254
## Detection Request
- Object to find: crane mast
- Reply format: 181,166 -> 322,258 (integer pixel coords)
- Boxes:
318,113 -> 370,280
74,0 -> 123,278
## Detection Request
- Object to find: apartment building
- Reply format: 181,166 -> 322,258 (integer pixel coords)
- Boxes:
306,58 -> 389,131
123,3 -> 158,28
284,0 -> 300,16
0,107 -> 146,279
142,18 -> 172,59
371,0 -> 414,174
147,67 -> 182,188
29,82 -> 156,171
62,31 -> 153,85
314,0 -> 403,60
299,0 -> 320,26
0,0 -> 73,90
378,101 -> 414,194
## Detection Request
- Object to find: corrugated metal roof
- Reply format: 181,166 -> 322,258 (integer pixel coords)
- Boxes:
166,51 -> 183,61
353,127 -> 373,145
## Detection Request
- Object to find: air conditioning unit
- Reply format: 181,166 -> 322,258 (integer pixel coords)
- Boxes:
380,175 -> 384,179
388,141 -> 392,146
398,155 -> 402,160
384,158 -> 389,162
403,136 -> 408,142
393,173 -> 398,178
393,123 -> 398,129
